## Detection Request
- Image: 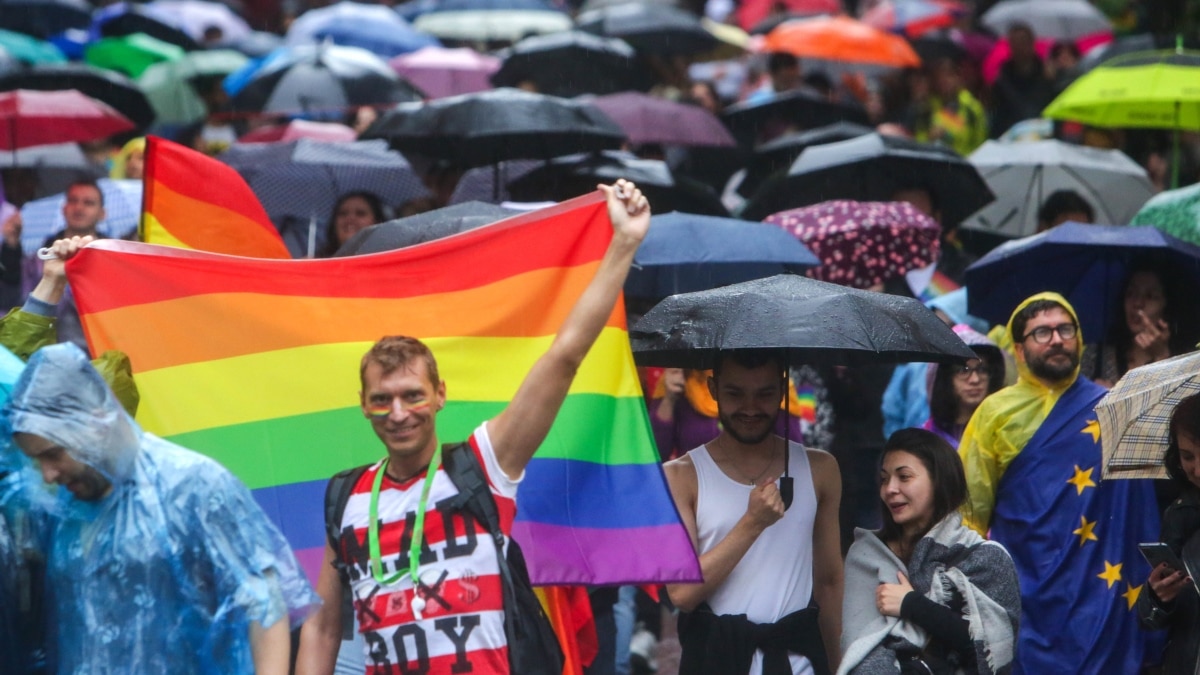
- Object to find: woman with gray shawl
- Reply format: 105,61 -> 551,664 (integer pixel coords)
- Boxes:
839,429 -> 1020,675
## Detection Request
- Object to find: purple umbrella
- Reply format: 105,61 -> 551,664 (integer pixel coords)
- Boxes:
389,46 -> 498,99
765,200 -> 941,289
590,91 -> 735,147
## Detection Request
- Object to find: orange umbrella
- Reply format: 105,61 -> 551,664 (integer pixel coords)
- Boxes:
763,15 -> 921,68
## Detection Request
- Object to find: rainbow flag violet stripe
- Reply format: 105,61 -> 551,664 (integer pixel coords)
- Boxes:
67,193 -> 700,586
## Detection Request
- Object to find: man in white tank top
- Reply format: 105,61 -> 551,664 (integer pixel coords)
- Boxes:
664,350 -> 843,675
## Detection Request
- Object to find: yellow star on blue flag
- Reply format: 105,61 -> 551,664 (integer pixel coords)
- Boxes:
1098,561 -> 1123,589
1082,419 -> 1101,443
1074,516 -> 1099,547
1068,465 -> 1097,495
1123,583 -> 1143,610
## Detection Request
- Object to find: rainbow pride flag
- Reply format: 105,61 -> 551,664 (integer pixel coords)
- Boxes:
68,193 -> 700,586
140,136 -> 291,259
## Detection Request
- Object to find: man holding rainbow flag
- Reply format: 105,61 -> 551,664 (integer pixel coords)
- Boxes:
296,180 -> 650,675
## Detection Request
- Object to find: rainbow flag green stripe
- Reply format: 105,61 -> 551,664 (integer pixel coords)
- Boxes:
68,194 -> 701,586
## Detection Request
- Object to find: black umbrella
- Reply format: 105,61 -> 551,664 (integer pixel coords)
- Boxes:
909,35 -> 969,65
0,0 -> 90,40
361,88 -> 626,169
230,43 -> 425,117
721,88 -> 870,147
93,4 -> 202,51
506,150 -> 728,216
737,121 -> 873,198
631,273 -> 974,508
739,132 -> 995,224
576,3 -> 718,56
491,31 -> 647,98
0,64 -> 156,130
336,201 -> 520,256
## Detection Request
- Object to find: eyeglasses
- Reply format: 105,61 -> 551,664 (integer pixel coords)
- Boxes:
953,363 -> 990,379
365,396 -> 431,418
1021,323 -> 1078,344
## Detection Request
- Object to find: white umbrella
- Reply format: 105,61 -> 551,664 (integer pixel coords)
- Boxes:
982,0 -> 1111,41
961,140 -> 1153,238
143,0 -> 252,43
413,10 -> 571,42
1098,351 -> 1200,479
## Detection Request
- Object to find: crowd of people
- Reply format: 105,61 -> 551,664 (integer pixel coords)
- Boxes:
1,0 -> 1199,673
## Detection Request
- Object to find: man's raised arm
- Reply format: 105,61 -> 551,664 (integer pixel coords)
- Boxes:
488,180 -> 649,479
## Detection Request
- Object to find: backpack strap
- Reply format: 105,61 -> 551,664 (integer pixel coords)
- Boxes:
323,463 -> 371,640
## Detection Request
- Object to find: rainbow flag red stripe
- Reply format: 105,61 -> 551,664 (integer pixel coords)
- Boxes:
140,136 -> 291,259
69,193 -> 700,586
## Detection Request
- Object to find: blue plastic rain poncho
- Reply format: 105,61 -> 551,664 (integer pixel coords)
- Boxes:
4,344 -> 320,674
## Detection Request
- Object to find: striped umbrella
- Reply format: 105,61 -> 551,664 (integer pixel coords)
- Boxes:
1098,351 -> 1200,479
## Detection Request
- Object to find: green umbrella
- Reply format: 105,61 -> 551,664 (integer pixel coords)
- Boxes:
137,49 -> 248,125
1129,183 -> 1200,246
85,33 -> 184,78
0,29 -> 66,65
1043,47 -> 1200,187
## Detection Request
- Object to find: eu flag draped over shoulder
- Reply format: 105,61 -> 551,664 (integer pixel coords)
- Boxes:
64,192 -> 700,588
989,376 -> 1162,673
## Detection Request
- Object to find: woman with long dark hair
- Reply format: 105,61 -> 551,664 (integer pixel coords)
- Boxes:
840,429 -> 1020,674
1137,393 -> 1200,672
318,191 -> 386,258
924,326 -> 1005,447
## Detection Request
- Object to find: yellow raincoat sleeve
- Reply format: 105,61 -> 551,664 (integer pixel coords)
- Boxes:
958,401 -> 1021,534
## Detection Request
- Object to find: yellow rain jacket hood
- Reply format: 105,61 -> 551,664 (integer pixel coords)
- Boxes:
958,292 -> 1083,532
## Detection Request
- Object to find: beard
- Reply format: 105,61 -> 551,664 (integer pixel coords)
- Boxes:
717,408 -> 777,445
1026,345 -> 1079,382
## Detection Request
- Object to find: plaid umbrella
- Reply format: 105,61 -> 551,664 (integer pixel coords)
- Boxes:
765,200 -> 941,289
1098,351 -> 1200,479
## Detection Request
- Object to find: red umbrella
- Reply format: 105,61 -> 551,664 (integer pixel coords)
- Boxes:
0,88 -> 134,150
765,199 -> 941,289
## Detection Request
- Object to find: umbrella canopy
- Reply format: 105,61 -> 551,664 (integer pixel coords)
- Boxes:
961,140 -> 1154,239
0,89 -> 134,150
861,0 -> 965,38
492,31 -> 643,98
630,273 -> 978,368
964,222 -> 1200,340
229,43 -> 425,117
626,211 -> 820,298
0,0 -> 90,40
982,0 -> 1111,41
0,28 -> 66,65
137,48 -> 248,125
589,91 -> 735,147
286,2 -> 438,58
0,63 -> 155,131
762,15 -> 921,71
1044,50 -> 1200,130
1130,183 -> 1200,247
506,150 -> 728,216
143,0 -> 252,44
238,119 -> 356,144
390,46 -> 498,99
721,89 -> 870,147
1097,351 -> 1200,479
409,0 -> 571,43
91,3 -> 201,51
18,178 -> 140,252
446,159 -> 540,204
335,201 -> 520,255
0,142 -> 98,201
220,138 -> 430,225
84,33 -> 184,78
765,200 -> 942,289
739,0 -> 842,31
577,3 -> 719,56
737,121 -> 873,198
361,88 -> 626,168
228,30 -> 284,58
1079,34 -> 1200,74
740,132 -> 994,224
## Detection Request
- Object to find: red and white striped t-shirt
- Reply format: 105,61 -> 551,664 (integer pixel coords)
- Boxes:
337,423 -> 522,675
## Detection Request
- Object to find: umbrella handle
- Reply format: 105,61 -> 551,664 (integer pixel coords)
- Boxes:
36,247 -> 58,261
779,476 -> 794,511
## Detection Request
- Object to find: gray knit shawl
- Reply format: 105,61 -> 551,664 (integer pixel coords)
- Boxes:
838,513 -> 1020,675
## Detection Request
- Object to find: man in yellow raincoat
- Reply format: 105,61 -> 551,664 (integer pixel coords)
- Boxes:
958,292 -> 1161,673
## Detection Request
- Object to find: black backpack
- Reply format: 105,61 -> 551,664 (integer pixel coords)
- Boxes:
323,443 -> 564,675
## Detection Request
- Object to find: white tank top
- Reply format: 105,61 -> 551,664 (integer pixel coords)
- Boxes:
690,440 -> 818,675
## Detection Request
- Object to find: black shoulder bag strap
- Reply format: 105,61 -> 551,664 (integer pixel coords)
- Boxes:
324,464 -> 370,640
441,442 -> 564,675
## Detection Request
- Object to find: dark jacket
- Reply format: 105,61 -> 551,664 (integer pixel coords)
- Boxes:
678,603 -> 831,675
1137,488 -> 1200,673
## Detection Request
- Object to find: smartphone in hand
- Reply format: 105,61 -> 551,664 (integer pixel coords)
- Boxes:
1140,542 -> 1188,574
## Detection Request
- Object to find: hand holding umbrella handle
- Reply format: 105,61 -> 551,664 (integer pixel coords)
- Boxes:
37,247 -> 58,261
779,476 -> 794,511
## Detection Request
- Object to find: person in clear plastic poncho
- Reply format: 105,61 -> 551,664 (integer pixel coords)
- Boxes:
4,343 -> 320,674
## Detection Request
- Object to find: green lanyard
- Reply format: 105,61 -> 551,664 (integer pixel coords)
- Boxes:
368,444 -> 443,617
